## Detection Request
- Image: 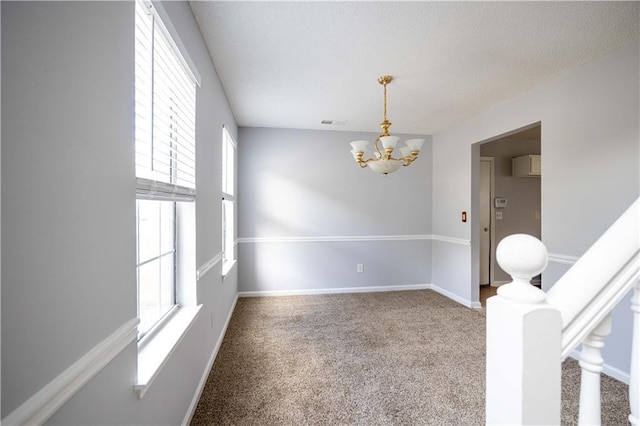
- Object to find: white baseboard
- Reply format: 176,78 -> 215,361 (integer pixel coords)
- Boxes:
602,363 -> 631,384
430,284 -> 482,309
238,283 -> 431,298
490,281 -> 509,287
569,349 -> 630,384
182,294 -> 239,426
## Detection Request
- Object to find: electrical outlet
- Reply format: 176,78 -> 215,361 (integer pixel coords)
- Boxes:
496,211 -> 503,220
357,264 -> 364,273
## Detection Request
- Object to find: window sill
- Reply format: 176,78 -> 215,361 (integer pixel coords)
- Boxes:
221,259 -> 237,281
134,305 -> 202,399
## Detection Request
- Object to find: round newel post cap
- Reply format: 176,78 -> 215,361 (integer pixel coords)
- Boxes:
496,234 -> 548,304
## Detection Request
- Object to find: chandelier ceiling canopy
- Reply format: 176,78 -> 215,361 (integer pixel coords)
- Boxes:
350,75 -> 425,176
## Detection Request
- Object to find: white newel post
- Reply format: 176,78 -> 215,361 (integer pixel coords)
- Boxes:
577,314 -> 612,425
630,281 -> 640,426
486,234 -> 562,425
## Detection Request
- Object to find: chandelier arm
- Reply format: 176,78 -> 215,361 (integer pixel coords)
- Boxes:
405,152 -> 420,166
373,137 -> 383,159
354,155 -> 381,168
395,156 -> 409,166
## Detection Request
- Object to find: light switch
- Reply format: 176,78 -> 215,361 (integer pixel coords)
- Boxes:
496,211 -> 503,220
534,210 -> 540,220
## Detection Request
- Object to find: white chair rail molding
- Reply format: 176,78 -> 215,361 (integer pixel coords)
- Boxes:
486,197 -> 639,425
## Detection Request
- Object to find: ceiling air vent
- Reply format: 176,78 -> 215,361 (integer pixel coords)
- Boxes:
321,119 -> 347,126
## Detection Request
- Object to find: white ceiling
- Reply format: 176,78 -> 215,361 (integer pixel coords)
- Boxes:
189,1 -> 639,136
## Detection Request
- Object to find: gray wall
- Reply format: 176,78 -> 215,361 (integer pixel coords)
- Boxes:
433,41 -> 639,375
2,1 -> 237,424
2,2 -> 637,422
238,127 -> 432,293
480,137 -> 541,283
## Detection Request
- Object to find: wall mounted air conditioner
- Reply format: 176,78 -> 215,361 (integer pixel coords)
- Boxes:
512,155 -> 541,177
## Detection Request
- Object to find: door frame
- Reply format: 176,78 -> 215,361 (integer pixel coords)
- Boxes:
480,157 -> 496,286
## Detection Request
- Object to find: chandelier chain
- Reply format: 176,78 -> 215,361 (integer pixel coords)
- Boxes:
383,81 -> 387,122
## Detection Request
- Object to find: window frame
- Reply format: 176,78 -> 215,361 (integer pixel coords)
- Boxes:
221,126 -> 237,278
133,0 -> 201,398
135,198 -> 177,340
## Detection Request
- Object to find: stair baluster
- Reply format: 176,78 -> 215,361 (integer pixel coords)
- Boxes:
577,314 -> 612,425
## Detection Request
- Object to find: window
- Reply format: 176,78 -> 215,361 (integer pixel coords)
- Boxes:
222,126 -> 236,276
135,0 -> 196,339
136,200 -> 176,335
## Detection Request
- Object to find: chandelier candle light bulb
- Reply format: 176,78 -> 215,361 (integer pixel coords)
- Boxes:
350,75 -> 425,176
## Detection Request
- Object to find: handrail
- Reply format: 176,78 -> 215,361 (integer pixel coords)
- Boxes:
486,199 -> 639,425
546,198 -> 640,359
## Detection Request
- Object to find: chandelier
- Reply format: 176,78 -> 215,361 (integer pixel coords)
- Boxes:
350,75 -> 425,176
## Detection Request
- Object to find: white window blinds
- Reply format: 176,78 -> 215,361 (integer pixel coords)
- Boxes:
135,0 -> 196,198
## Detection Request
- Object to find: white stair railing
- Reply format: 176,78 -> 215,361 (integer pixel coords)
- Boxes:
486,198 -> 639,425
486,234 -> 562,425
630,281 -> 640,425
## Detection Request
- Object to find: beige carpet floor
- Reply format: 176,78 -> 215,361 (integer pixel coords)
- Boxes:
191,290 -> 629,425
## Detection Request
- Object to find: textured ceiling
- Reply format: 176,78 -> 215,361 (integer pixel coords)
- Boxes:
189,1 -> 639,136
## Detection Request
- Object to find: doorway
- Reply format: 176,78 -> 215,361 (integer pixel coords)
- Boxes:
474,123 -> 542,304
